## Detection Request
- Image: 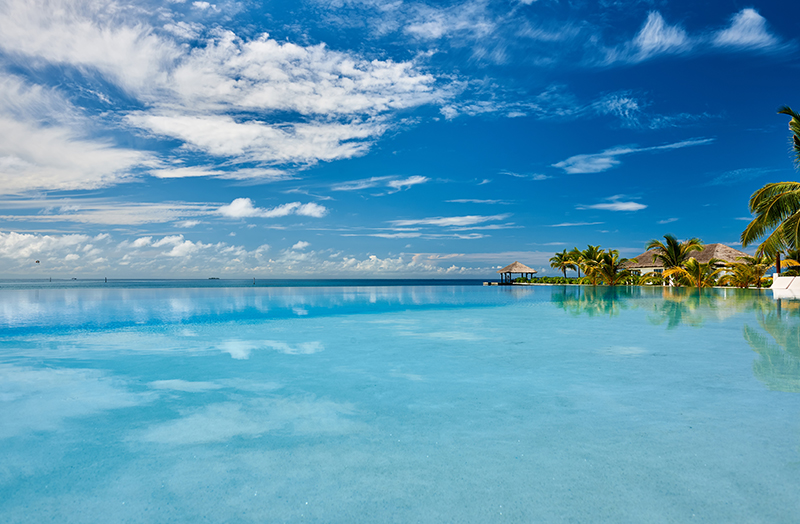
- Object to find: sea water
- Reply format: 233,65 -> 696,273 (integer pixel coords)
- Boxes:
0,283 -> 798,523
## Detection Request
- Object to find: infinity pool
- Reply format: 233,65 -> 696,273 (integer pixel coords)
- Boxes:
1,284 -> 798,522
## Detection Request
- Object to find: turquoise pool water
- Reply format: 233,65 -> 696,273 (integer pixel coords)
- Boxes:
1,283 -> 798,522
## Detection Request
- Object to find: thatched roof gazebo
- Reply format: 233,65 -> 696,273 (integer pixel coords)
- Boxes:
497,261 -> 537,284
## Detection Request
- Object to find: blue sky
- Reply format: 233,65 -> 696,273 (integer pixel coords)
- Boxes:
1,0 -> 798,278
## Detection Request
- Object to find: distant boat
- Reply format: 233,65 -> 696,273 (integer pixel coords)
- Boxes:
208,277 -> 220,280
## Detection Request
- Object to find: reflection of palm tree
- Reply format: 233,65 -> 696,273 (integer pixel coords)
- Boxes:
743,308 -> 800,392
551,285 -> 637,317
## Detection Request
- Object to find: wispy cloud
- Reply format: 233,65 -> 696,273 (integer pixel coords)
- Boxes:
548,221 -> 604,227
712,9 -> 779,50
658,218 -> 679,224
553,138 -> 714,174
390,214 -> 511,227
707,167 -> 780,186
446,199 -> 509,204
332,175 -> 429,193
599,9 -> 786,66
577,195 -> 646,212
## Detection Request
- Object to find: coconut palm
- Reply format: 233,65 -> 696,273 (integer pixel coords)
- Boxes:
738,254 -> 774,289
722,255 -> 774,288
663,258 -> 725,288
719,264 -> 757,288
741,107 -> 800,268
645,234 -> 703,270
568,247 -> 583,278
580,245 -> 604,286
549,249 -> 576,278
595,250 -> 633,286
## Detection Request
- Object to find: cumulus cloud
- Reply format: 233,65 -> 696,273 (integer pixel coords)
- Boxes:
217,198 -> 328,219
292,241 -> 310,250
553,138 -> 713,174
0,230 -> 499,276
0,0 -> 453,191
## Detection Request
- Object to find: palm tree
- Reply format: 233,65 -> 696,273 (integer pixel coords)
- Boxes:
645,234 -> 704,269
581,245 -> 604,286
741,106 -> 800,270
568,247 -> 583,278
595,250 -> 633,286
719,264 -> 756,288
722,255 -> 774,289
549,249 -> 576,278
663,258 -> 725,288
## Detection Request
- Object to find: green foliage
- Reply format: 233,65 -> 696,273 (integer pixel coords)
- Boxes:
549,249 -> 576,279
663,257 -> 725,287
740,107 -> 800,256
645,234 -> 703,269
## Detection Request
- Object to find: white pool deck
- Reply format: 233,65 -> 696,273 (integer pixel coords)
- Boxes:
770,273 -> 800,299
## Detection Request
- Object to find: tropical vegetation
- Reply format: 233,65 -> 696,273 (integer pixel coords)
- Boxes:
741,106 -> 800,268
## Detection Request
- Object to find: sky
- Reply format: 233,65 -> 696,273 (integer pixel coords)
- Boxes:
1,0 -> 799,278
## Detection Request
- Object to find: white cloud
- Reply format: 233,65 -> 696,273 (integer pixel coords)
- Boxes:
600,9 -> 785,66
658,218 -> 679,224
129,113 -> 385,166
390,214 -> 510,227
630,12 -> 690,60
0,76 -> 151,194
0,231 -> 89,260
331,175 -> 428,193
132,237 -> 153,248
578,196 -> 646,212
386,175 -> 429,191
0,230 -> 500,276
217,198 -> 328,219
0,1 -> 453,190
447,199 -> 507,204
548,221 -> 604,227
403,1 -> 495,42
292,241 -> 310,250
713,9 -> 778,50
553,138 -> 714,174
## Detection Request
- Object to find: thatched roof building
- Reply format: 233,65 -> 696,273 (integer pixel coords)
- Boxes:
624,243 -> 749,273
497,261 -> 537,283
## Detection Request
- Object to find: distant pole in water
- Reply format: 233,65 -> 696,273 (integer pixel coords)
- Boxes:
105,277 -> 107,283
253,277 -> 256,285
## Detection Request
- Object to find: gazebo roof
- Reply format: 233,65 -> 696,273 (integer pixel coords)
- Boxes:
623,243 -> 749,269
497,261 -> 537,274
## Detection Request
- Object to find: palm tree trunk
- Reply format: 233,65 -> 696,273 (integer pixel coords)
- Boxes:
776,252 -> 781,275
